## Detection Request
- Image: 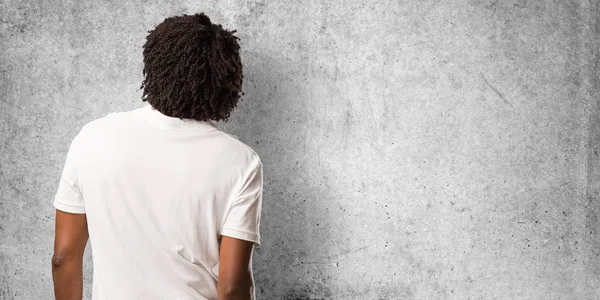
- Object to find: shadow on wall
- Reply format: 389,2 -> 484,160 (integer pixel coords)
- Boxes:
240,52 -> 335,299
0,275 -> 13,300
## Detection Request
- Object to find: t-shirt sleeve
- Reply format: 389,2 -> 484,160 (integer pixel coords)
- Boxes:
53,128 -> 86,214
221,156 -> 263,246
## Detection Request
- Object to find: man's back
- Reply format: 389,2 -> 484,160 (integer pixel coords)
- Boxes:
53,104 -> 262,299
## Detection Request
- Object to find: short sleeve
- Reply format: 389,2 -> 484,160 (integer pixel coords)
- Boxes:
53,128 -> 86,214
221,157 -> 263,246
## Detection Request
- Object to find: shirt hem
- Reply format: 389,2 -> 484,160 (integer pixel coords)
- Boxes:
221,228 -> 261,246
54,201 -> 86,214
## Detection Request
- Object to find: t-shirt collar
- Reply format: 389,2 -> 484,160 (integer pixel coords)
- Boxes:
135,103 -> 219,135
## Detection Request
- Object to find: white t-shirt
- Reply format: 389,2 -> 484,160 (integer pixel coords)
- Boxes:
53,104 -> 263,300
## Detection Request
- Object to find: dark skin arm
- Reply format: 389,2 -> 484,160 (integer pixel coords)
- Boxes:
218,236 -> 255,300
52,209 -> 89,300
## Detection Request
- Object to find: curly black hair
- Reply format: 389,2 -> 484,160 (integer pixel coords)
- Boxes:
140,13 -> 243,122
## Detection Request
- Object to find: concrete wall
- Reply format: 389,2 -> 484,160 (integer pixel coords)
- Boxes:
1,0 -> 598,299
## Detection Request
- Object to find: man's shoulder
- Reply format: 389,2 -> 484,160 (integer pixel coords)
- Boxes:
215,130 -> 262,163
81,108 -> 137,132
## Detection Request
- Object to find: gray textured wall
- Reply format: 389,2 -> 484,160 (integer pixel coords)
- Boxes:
1,0 -> 599,299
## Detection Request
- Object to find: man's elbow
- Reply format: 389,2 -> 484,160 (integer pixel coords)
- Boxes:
51,253 -> 74,270
52,254 -> 64,269
219,279 -> 253,300
221,287 -> 252,300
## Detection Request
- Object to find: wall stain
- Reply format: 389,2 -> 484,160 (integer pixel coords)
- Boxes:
0,276 -> 14,300
283,283 -> 332,300
480,73 -> 514,108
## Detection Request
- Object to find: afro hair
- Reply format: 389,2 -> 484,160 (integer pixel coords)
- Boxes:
140,12 -> 244,122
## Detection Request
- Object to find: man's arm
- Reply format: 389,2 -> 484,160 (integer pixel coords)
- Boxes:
52,209 -> 89,300
218,236 -> 255,300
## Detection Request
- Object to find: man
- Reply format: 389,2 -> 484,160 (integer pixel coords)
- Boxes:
51,13 -> 262,300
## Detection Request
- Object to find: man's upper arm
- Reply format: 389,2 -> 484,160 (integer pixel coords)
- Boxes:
218,154 -> 262,298
53,127 -> 89,258
218,236 -> 254,298
53,210 -> 89,260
